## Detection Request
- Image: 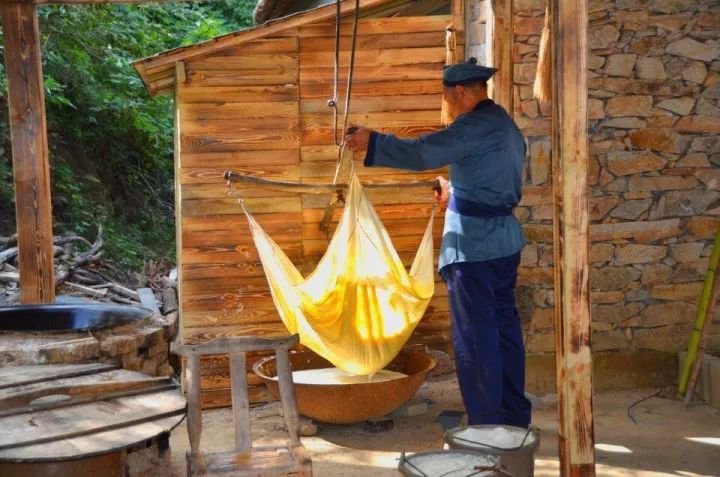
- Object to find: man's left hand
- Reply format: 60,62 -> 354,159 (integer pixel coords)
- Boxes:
345,125 -> 372,153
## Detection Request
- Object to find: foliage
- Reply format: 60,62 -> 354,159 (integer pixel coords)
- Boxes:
0,1 -> 255,268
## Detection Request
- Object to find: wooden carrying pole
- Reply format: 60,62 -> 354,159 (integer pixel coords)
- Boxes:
551,0 -> 596,475
1,2 -> 55,304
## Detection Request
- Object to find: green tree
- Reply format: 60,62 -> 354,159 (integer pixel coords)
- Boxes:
0,1 -> 255,268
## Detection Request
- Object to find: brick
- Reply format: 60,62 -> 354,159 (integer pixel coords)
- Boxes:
615,244 -> 667,265
606,151 -> 666,176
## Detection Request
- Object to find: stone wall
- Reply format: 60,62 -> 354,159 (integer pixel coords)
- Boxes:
470,0 -> 720,356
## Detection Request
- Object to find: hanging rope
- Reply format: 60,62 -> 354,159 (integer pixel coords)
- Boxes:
328,0 -> 342,146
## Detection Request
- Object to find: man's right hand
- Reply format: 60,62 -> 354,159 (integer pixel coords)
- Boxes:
433,176 -> 449,206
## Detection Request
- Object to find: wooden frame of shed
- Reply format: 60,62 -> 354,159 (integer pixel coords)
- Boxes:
2,0 -> 595,473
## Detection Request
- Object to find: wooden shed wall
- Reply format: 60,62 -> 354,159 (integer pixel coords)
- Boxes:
176,14 -> 462,408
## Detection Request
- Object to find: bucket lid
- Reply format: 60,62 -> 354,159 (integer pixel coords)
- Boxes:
446,425 -> 539,452
399,450 -> 503,477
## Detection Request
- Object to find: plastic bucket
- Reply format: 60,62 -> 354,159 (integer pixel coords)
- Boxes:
398,450 -> 508,477
445,425 -> 540,477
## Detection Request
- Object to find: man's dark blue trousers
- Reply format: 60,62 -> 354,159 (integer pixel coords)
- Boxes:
441,252 -> 532,428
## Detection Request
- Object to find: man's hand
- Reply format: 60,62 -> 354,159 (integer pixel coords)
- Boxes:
345,125 -> 372,153
433,175 -> 449,206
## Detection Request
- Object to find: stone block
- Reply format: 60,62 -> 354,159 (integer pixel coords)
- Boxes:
606,95 -> 653,117
39,338 -> 101,364
629,36 -> 666,55
683,61 -> 708,84
605,117 -> 648,129
521,244 -> 538,267
628,175 -> 698,192
636,56 -> 667,80
657,97 -> 695,115
641,302 -> 696,327
529,140 -> 550,185
531,307 -> 554,330
514,62 -> 537,85
670,242 -> 705,262
697,98 -> 720,117
606,151 -> 666,176
697,169 -> 720,189
676,116 -> 720,134
610,199 -> 653,220
651,282 -> 704,301
630,128 -> 688,153
615,244 -> 667,265
592,290 -> 625,304
589,98 -> 605,119
605,54 -> 637,77
141,357 -> 159,376
122,351 -> 143,372
591,267 -> 640,291
99,335 -> 141,355
593,302 -> 644,323
593,329 -> 632,351
591,243 -> 615,264
676,153 -> 710,168
590,196 -> 618,220
667,37 -> 720,62
634,324 -> 692,351
671,259 -> 709,284
591,219 -> 681,242
522,224 -> 553,242
518,266 -> 554,286
589,24 -> 620,50
526,332 -> 555,353
690,136 -> 720,154
391,398 -> 429,418
649,190 -> 720,219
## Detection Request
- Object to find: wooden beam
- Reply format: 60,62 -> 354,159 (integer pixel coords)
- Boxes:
487,0 -> 512,111
1,2 -> 55,304
551,0 -> 595,475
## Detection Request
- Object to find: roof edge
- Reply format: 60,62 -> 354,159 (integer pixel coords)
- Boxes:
133,0 -> 393,96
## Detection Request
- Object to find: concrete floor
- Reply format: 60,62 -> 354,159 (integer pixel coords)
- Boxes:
169,376 -> 720,476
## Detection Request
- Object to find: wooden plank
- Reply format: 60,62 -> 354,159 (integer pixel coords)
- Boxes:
487,0 -> 513,111
182,183 -> 297,200
182,276 -> 273,297
2,2 -> 54,304
0,363 -> 118,390
302,125 -> 440,146
183,224 -> 301,247
300,94 -> 443,114
175,63 -> 186,340
173,335 -> 298,355
208,37 -> 299,56
180,165 -> 299,185
186,68 -> 298,87
301,110 -> 441,129
276,349 -> 300,446
299,63 -> 444,84
298,15 -> 454,37
180,101 -> 299,120
229,353 -> 251,452
181,150 -> 299,169
183,308 -> 280,328
201,386 -> 274,408
300,78 -> 443,98
551,0 -> 596,474
180,132 -> 299,153
301,188 -> 436,208
186,354 -> 202,460
182,323 -> 292,345
183,117 -> 299,134
302,216 -> 444,241
299,31 -> 446,52
183,294 -> 277,313
302,202 -> 440,221
183,213 -> 300,233
181,242 -> 302,265
182,197 -> 302,216
299,47 -> 446,68
187,54 -> 297,72
178,85 -> 299,104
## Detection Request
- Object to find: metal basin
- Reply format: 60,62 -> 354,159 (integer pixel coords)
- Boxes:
253,350 -> 436,424
0,304 -> 153,332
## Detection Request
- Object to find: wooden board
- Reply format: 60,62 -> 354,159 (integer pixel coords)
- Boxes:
0,366 -> 185,461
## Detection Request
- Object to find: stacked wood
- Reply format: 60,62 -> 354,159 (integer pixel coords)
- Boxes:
0,228 -> 178,315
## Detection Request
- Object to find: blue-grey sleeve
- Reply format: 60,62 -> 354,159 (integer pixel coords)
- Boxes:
363,121 -> 476,171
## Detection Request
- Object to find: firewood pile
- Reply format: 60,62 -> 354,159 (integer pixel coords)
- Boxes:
0,227 -> 178,313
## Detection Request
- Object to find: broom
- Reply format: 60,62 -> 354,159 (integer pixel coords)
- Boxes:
533,3 -> 552,107
441,25 -> 457,127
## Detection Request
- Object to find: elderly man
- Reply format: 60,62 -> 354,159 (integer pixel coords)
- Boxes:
345,58 -> 531,428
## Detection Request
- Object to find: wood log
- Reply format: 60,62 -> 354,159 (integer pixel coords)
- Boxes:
551,0 -> 596,475
64,282 -> 108,298
2,2 -> 55,304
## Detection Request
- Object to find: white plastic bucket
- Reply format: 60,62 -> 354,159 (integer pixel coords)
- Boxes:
445,425 -> 540,477
398,450 -> 508,477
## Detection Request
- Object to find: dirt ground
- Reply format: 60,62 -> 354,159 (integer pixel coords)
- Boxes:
169,374 -> 720,476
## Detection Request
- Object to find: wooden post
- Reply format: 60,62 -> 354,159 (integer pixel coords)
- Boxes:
486,0 -> 513,112
2,2 -> 55,304
551,0 -> 595,475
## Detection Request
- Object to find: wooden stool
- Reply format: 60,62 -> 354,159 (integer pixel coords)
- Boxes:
172,335 -> 312,476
